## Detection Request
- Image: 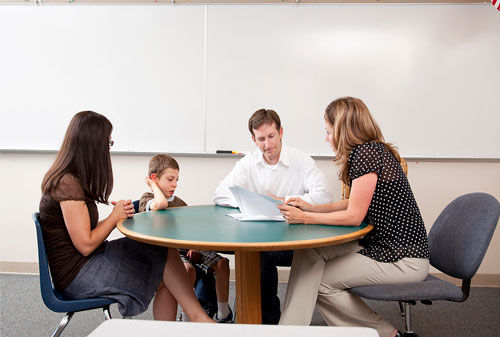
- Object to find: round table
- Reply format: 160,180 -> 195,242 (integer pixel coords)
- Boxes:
117,205 -> 372,324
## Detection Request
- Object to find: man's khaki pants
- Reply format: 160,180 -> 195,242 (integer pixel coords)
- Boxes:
279,241 -> 429,337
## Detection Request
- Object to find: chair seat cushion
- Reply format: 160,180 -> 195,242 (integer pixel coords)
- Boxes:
47,289 -> 116,313
350,274 -> 465,302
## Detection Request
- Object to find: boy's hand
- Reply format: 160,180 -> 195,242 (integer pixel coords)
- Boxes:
187,250 -> 202,264
145,176 -> 169,210
145,176 -> 157,190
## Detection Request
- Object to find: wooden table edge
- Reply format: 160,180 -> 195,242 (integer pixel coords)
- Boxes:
117,220 -> 373,252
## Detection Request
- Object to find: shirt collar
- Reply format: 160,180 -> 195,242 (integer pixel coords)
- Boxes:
256,143 -> 290,167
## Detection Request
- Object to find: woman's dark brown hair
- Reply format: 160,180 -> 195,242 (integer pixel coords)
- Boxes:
41,111 -> 113,204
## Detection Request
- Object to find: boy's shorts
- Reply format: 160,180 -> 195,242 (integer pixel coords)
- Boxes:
178,249 -> 224,274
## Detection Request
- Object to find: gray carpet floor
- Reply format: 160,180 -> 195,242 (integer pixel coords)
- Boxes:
1,273 -> 499,337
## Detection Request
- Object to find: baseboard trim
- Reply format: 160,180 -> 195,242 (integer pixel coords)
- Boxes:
0,261 -> 38,274
2,261 -> 500,287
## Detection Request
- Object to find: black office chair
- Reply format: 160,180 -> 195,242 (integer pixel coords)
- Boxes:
33,212 -> 117,337
350,193 -> 500,337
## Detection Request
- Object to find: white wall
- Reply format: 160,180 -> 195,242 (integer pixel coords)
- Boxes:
1,152 -> 499,275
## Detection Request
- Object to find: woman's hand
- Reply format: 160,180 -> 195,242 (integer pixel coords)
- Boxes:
278,204 -> 308,224
284,197 -> 314,212
111,199 -> 135,220
122,199 -> 135,217
62,199 -> 133,257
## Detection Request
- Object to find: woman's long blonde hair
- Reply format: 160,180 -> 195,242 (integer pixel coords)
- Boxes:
325,97 -> 400,186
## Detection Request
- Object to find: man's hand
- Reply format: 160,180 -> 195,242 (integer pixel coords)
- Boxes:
267,194 -> 285,203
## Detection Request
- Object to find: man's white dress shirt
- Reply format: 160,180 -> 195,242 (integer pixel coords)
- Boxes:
213,144 -> 333,208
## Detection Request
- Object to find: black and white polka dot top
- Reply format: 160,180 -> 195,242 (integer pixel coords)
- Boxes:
349,142 -> 430,263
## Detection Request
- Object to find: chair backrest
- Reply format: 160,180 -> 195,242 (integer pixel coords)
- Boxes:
33,212 -> 116,314
132,200 -> 140,213
33,212 -> 68,311
342,157 -> 408,200
428,193 -> 500,280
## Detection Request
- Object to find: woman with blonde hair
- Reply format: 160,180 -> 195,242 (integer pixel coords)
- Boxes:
278,97 -> 429,337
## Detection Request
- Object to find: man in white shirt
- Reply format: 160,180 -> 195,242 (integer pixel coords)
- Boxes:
213,109 -> 333,324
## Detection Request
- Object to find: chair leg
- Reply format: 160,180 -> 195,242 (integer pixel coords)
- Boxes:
398,301 -> 404,317
403,302 -> 419,337
51,312 -> 74,337
233,297 -> 237,323
103,305 -> 112,320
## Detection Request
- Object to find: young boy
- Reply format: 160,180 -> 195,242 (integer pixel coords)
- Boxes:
139,154 -> 233,323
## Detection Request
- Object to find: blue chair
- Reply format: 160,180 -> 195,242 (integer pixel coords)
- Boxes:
350,193 -> 500,337
132,200 -> 140,213
33,212 -> 117,337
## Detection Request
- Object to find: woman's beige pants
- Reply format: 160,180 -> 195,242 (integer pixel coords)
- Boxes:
279,241 -> 429,337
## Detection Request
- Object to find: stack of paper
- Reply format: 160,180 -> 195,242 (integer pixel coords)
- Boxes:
227,186 -> 285,221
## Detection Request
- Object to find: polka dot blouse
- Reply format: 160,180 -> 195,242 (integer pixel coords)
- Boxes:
349,142 -> 430,263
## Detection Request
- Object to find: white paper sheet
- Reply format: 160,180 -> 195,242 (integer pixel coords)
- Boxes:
228,186 -> 285,221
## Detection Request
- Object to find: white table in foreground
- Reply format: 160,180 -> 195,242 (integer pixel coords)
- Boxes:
88,320 -> 378,337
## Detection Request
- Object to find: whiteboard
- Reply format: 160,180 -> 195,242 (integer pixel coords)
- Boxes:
1,4 -> 499,158
205,4 -> 500,158
0,5 -> 206,153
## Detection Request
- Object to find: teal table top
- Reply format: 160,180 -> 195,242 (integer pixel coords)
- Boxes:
118,205 -> 372,251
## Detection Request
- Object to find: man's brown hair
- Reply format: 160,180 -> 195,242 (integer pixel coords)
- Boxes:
148,154 -> 180,177
248,109 -> 281,137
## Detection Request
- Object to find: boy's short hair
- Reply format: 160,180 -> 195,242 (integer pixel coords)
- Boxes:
148,154 -> 179,177
248,109 -> 281,137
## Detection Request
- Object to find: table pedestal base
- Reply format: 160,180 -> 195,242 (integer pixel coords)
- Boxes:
235,251 -> 261,324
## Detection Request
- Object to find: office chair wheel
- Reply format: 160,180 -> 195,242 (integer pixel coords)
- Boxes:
403,333 -> 419,337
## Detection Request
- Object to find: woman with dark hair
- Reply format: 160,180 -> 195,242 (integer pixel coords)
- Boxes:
277,97 -> 429,337
39,111 -> 213,322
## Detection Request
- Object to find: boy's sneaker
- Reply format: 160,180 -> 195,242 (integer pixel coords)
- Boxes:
202,304 -> 217,319
213,308 -> 233,323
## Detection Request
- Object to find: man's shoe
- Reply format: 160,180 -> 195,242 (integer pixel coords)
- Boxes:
214,308 -> 233,323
